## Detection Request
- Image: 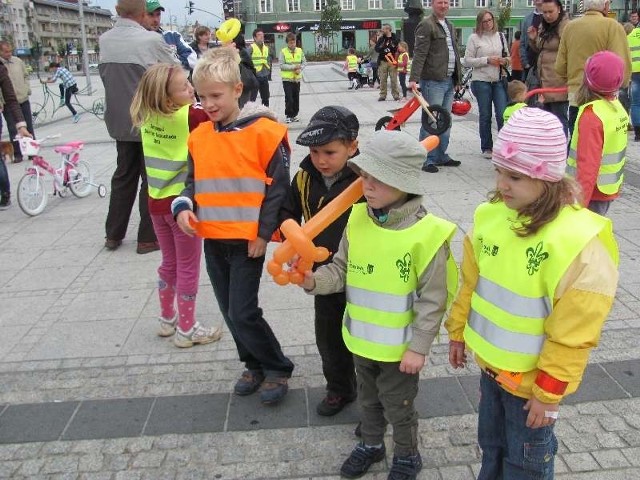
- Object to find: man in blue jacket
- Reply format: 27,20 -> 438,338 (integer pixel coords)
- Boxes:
144,0 -> 197,71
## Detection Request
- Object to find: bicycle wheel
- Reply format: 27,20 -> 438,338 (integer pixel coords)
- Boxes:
68,160 -> 93,198
421,105 -> 452,136
92,98 -> 105,120
375,115 -> 401,131
17,173 -> 47,216
31,103 -> 47,127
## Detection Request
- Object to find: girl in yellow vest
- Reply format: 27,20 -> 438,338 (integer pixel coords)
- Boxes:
567,50 -> 628,216
300,130 -> 458,480
446,108 -> 619,480
344,47 -> 359,90
130,64 -> 222,348
396,41 -> 410,101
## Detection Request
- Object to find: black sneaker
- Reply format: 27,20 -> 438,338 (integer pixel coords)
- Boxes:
234,370 -> 265,396
354,422 -> 362,437
387,453 -> 423,480
0,193 -> 10,210
260,376 -> 288,405
441,158 -> 461,167
316,394 -> 355,416
340,442 -> 386,478
421,164 -> 439,173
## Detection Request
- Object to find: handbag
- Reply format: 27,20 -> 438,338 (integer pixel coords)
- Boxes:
499,32 -> 512,82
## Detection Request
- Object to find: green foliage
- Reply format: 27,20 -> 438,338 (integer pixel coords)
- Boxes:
497,2 -> 512,31
57,42 -> 67,57
316,0 -> 342,53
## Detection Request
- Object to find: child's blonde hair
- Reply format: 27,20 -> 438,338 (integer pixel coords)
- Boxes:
130,63 -> 183,128
192,47 -> 241,90
398,41 -> 408,51
489,178 -> 582,237
507,80 -> 527,102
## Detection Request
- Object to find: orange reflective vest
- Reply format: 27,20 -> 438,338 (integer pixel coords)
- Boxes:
188,117 -> 288,240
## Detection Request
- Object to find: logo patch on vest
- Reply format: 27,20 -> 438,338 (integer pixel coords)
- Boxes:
478,236 -> 500,257
348,261 -> 375,275
526,241 -> 549,276
395,253 -> 411,283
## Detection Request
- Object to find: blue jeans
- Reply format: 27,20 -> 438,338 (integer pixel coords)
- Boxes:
419,78 -> 454,166
471,80 -> 508,152
478,371 -> 557,480
203,240 -> 294,378
630,73 -> 640,127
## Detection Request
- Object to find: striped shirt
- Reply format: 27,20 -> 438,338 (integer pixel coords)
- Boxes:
439,19 -> 456,76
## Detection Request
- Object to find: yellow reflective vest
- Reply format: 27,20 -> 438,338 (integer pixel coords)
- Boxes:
280,47 -> 303,81
343,204 -> 459,362
141,105 -> 190,199
628,28 -> 640,73
346,54 -> 358,72
567,99 -> 627,195
464,201 -> 618,372
503,102 -> 526,124
251,43 -> 270,73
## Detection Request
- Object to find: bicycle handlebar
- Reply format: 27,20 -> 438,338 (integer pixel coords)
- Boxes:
14,134 -> 62,145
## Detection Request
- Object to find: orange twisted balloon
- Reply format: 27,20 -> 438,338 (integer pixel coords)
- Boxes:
268,135 -> 440,285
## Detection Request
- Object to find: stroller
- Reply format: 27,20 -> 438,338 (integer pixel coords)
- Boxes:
356,59 -> 374,88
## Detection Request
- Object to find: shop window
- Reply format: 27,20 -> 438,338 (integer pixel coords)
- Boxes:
287,0 -> 300,11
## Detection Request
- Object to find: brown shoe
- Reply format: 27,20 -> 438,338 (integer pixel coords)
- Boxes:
136,241 -> 160,254
104,239 -> 122,250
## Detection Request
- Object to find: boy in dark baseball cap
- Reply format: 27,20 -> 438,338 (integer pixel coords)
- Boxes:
279,106 -> 361,416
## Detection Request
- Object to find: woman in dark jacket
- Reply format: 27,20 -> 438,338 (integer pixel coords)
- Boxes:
189,26 -> 211,59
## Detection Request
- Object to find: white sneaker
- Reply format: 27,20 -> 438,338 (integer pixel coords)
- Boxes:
174,323 -> 222,348
285,117 -> 292,124
291,116 -> 300,122
157,314 -> 177,337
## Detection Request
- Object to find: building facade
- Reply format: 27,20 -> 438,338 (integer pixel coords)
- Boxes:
239,0 -> 628,56
0,0 -> 113,68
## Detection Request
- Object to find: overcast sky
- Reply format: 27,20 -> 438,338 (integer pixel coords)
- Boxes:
93,0 -> 225,29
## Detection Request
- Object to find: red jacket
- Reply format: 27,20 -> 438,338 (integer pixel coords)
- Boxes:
575,105 -> 620,205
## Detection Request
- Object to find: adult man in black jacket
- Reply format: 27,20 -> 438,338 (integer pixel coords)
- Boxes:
375,24 -> 400,101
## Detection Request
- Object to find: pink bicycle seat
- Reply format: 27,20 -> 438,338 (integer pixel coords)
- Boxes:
54,141 -> 84,155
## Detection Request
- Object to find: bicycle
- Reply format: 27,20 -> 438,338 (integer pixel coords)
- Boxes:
31,81 -> 105,126
15,135 -> 107,217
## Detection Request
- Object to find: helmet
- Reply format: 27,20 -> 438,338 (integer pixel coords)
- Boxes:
451,99 -> 471,116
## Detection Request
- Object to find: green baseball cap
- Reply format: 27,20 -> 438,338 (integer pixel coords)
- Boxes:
146,0 -> 165,12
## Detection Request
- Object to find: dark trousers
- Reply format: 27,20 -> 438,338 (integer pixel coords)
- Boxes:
568,105 -> 580,139
0,119 -> 7,195
542,101 -> 569,138
399,72 -> 407,98
250,76 -> 270,107
314,293 -> 356,399
105,141 -> 156,243
511,70 -> 523,82
203,240 -> 294,378
59,84 -> 77,116
282,81 -> 300,118
3,100 -> 35,159
355,354 -> 419,456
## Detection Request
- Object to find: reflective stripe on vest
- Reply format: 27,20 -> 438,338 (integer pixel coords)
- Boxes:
464,201 -> 617,372
142,105 -> 190,199
281,48 -> 302,80
629,29 -> 640,73
567,99 -> 627,195
346,55 -> 358,71
189,117 -> 288,240
251,43 -> 270,72
342,203 -> 458,362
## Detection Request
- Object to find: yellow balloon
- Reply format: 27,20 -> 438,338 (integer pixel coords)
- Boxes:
216,18 -> 241,43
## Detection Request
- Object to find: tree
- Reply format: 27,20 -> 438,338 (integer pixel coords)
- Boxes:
316,0 -> 342,54
497,0 -> 512,32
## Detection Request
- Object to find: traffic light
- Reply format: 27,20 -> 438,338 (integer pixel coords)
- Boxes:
188,1 -> 194,14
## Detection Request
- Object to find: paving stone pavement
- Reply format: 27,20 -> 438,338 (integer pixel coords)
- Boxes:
0,64 -> 639,478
